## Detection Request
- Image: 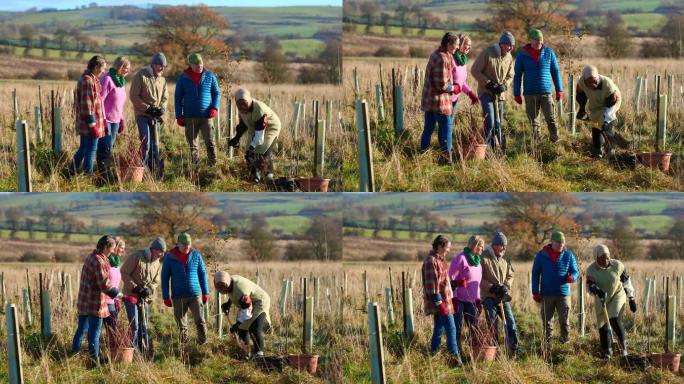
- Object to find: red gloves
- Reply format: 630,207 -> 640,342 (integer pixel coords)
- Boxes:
177,118 -> 185,127
455,279 -> 467,288
514,95 -> 523,105
436,301 -> 450,316
475,299 -> 482,313
567,275 -> 574,283
202,294 -> 209,303
118,119 -> 125,134
208,108 -> 218,118
556,91 -> 563,101
468,92 -> 479,105
240,294 -> 252,308
533,293 -> 541,303
124,295 -> 138,305
164,298 -> 172,307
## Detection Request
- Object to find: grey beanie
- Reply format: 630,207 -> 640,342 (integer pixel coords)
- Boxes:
492,232 -> 508,246
150,237 -> 167,252
151,52 -> 167,67
499,31 -> 515,46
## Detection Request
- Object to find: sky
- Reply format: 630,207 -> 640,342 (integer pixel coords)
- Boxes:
1,0 -> 341,12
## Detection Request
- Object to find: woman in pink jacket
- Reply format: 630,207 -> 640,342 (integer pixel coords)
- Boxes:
449,235 -> 484,353
97,56 -> 130,181
451,34 -> 479,113
104,236 -> 125,349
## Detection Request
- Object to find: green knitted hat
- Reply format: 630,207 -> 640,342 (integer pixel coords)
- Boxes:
188,53 -> 203,65
529,29 -> 543,41
178,232 -> 192,245
551,231 -> 565,243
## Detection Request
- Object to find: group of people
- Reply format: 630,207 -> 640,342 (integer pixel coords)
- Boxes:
421,29 -> 625,164
73,53 -> 281,183
71,234 -> 272,366
422,230 -> 637,366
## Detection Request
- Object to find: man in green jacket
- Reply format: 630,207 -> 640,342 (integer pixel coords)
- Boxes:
480,232 -> 519,356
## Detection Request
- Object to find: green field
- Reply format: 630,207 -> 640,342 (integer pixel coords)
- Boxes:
0,229 -> 94,242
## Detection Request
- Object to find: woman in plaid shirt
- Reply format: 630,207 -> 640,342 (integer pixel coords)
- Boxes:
422,235 -> 463,366
72,55 -> 107,177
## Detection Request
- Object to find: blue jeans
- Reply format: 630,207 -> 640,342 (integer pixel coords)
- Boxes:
72,135 -> 99,175
420,111 -> 453,154
98,122 -> 119,153
431,313 -> 459,355
480,94 -> 505,148
137,116 -> 161,170
454,300 -> 479,350
483,297 -> 519,350
124,300 -> 150,350
71,315 -> 103,360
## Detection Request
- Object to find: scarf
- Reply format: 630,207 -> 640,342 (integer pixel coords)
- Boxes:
108,68 -> 125,87
463,247 -> 481,267
454,51 -> 468,66
108,254 -> 121,267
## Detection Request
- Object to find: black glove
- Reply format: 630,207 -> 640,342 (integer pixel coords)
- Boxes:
157,107 -> 165,117
144,106 -> 156,115
245,146 -> 256,164
596,289 -> 606,303
486,81 -> 497,91
629,298 -> 637,313
228,136 -> 240,147
498,285 -> 509,299
489,284 -> 501,296
230,322 -> 241,334
132,286 -> 144,296
221,301 -> 231,314
141,287 -> 153,298
494,83 -> 507,94
576,108 -> 588,120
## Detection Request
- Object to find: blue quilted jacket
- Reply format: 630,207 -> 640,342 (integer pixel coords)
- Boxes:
174,68 -> 220,118
531,245 -> 579,296
513,45 -> 563,96
161,247 -> 209,299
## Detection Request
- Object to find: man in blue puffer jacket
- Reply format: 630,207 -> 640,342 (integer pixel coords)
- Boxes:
513,29 -> 563,143
161,232 -> 209,345
531,231 -> 579,344
175,53 -> 221,167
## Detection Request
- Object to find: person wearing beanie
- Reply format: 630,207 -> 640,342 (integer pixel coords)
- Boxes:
228,87 -> 282,183
175,53 -> 221,168
161,232 -> 209,345
214,271 -> 272,359
576,64 -> 627,158
420,32 -> 460,165
72,235 -> 123,367
531,231 -> 579,344
448,235 -> 485,355
471,31 -> 516,150
422,235 -> 463,367
72,55 -> 107,178
120,236 -> 165,350
96,56 -> 130,184
480,231 -> 520,356
513,28 -> 564,143
129,52 -> 168,177
586,244 -> 636,358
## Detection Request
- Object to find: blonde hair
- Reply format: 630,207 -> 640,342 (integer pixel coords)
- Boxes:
467,235 -> 485,249
114,236 -> 126,250
458,34 -> 472,51
112,56 -> 130,71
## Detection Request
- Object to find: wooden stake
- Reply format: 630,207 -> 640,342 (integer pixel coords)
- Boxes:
215,290 -> 222,337
22,288 -> 31,326
368,302 -> 386,384
385,288 -> 395,326
666,295 -> 676,353
355,100 -> 375,192
314,119 -> 325,177
303,296 -> 313,354
656,94 -> 667,152
16,120 -> 32,192
6,304 -> 25,384
578,273 -> 585,337
375,84 -> 385,121
34,106 -> 43,144
279,279 -> 288,317
53,106 -> 62,154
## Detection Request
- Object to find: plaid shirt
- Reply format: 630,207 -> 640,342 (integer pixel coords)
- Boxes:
75,71 -> 105,138
420,48 -> 455,115
422,250 -> 454,315
77,251 -> 114,318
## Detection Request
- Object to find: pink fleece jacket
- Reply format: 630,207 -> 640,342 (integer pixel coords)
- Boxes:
99,73 -> 127,123
448,251 -> 482,303
451,64 -> 474,103
105,266 -> 121,305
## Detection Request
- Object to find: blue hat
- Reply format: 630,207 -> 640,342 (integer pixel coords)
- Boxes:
151,52 -> 167,67
492,232 -> 508,246
150,237 -> 166,252
499,31 -> 515,46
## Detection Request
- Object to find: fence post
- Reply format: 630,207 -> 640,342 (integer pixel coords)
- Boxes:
634,76 -> 642,115
375,84 -> 385,122
40,286 -> 51,337
368,302 -> 386,384
666,295 -> 677,353
279,279 -> 288,317
578,273 -> 585,337
643,277 -> 652,315
6,304 -> 25,384
66,273 -> 73,308
303,296 -> 313,354
291,101 -> 301,142
16,120 -> 32,192
392,68 -> 405,136
363,271 -> 369,307
403,287 -> 414,340
34,106 -> 43,144
13,88 -> 19,123
568,74 -> 576,135
22,288 -> 32,326
656,94 -> 667,152
215,290 -> 222,337
355,100 -> 375,192
53,106 -> 62,154
353,67 -> 360,100
385,288 -> 395,326
314,119 -> 326,178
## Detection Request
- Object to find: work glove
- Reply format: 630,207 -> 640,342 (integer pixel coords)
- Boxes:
221,301 -> 231,314
239,294 -> 252,309
118,119 -> 125,134
435,300 -> 449,317
230,322 -> 241,334
595,289 -> 606,303
208,108 -> 218,118
567,275 -> 575,283
145,106 -> 156,115
494,83 -> 507,94
468,92 -> 479,105
245,146 -> 256,164
124,295 -> 138,305
446,82 -> 454,93
486,81 -> 497,91
141,287 -> 154,299
228,136 -> 241,147
576,108 -> 588,120
454,279 -> 467,288
497,284 -> 509,299
132,286 -> 144,296
164,298 -> 172,307
556,91 -> 563,101
629,298 -> 637,313
176,118 -> 185,127
86,114 -> 96,128
533,293 -> 541,303
489,284 -> 501,296
514,95 -> 523,105
202,294 -> 209,304
157,107 -> 166,117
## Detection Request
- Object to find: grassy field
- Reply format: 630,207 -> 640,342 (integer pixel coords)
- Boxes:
0,261 -> 344,383
338,259 -> 684,382
342,57 -> 684,192
0,78 -> 344,192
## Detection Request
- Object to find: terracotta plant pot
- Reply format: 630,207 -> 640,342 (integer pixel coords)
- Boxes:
295,177 -> 330,192
112,347 -> 135,363
650,352 -> 681,373
286,354 -> 319,375
472,345 -> 497,361
466,144 -> 488,160
637,152 -> 672,172
121,166 -> 145,182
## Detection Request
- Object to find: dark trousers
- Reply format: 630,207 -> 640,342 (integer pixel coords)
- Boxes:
238,312 -> 267,353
